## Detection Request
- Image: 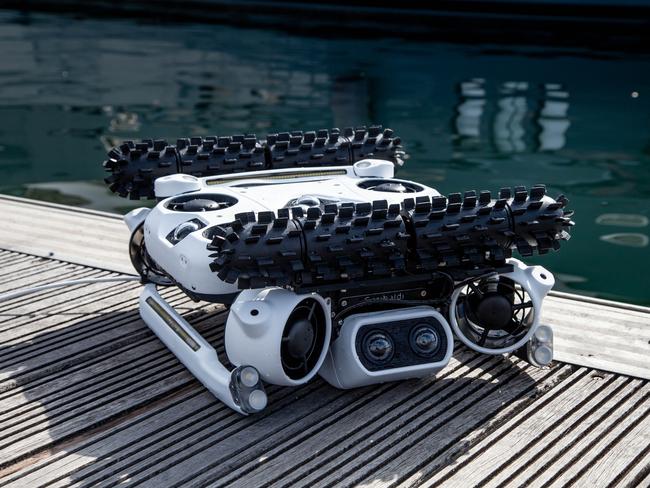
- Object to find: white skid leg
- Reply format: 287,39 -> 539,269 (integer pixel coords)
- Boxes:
139,284 -> 265,415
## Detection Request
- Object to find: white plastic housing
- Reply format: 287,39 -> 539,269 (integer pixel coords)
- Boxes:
319,306 -> 454,389
353,159 -> 395,178
124,207 -> 150,234
155,174 -> 202,198
138,284 -> 245,414
225,288 -> 332,386
449,258 -> 555,355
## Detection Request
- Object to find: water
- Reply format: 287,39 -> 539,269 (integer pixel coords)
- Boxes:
0,10 -> 648,305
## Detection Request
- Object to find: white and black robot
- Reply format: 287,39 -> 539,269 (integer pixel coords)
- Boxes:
103,126 -> 574,415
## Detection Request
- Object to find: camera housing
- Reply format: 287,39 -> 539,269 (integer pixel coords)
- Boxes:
319,307 -> 454,389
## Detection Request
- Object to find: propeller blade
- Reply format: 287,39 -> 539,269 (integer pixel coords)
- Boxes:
478,328 -> 490,346
308,302 -> 317,321
512,300 -> 533,311
469,282 -> 484,300
462,294 -> 481,325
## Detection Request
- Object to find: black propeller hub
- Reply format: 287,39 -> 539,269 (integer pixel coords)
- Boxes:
285,318 -> 315,359
181,198 -> 222,211
476,293 -> 513,330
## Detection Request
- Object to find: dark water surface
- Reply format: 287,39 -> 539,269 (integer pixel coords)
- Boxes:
0,10 -> 648,304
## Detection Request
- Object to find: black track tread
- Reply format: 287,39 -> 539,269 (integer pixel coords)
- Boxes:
206,186 -> 573,289
177,134 -> 266,176
408,185 -> 574,271
266,127 -> 351,168
508,185 -> 575,256
347,125 -> 405,167
103,139 -> 178,199
206,200 -> 409,289
206,209 -> 304,289
103,126 -> 404,199
299,199 -> 408,285
408,190 -> 511,271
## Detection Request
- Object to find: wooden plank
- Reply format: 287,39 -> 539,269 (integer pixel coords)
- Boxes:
415,372 -> 642,487
542,296 -> 650,380
0,196 -> 132,275
148,351 -> 487,488
0,262 -> 73,288
542,384 -> 650,487
0,307 -> 226,468
212,353 -> 502,488
0,256 -> 54,280
206,352 -> 482,487
0,322 -> 220,447
1,354 -> 500,487
0,383 -> 310,487
612,445 -> 650,487
398,367 -> 592,487
306,362 -> 564,488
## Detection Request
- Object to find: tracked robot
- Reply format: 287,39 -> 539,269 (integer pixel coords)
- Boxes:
103,126 -> 574,415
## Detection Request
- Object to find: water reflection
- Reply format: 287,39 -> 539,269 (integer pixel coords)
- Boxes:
538,84 -> 571,151
600,233 -> 649,248
596,213 -> 649,227
455,79 -> 486,141
454,79 -> 571,154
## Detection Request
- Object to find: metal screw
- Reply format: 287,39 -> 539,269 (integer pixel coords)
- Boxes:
340,300 -> 348,307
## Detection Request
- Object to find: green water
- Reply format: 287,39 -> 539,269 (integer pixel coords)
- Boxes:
0,10 -> 648,305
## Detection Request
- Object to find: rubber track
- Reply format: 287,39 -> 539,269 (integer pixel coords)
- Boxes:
206,185 -> 574,289
103,126 -> 404,200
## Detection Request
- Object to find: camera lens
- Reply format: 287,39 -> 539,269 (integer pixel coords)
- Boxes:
362,331 -> 394,364
410,325 -> 441,357
172,220 -> 200,243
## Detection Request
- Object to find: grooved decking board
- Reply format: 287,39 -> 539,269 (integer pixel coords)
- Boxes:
543,295 -> 650,381
0,195 -> 648,487
0,256 -> 228,468
415,370 -> 642,487
0,195 -> 132,275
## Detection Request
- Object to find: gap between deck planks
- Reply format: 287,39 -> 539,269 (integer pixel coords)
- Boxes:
1,194 -> 648,380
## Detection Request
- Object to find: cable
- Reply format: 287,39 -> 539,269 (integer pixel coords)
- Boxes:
0,276 -> 141,304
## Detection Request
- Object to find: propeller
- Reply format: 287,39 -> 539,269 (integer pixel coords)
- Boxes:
167,193 -> 237,212
358,179 -> 422,193
281,298 -> 326,380
458,276 -> 534,350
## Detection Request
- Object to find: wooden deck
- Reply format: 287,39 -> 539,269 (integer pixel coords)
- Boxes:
0,195 -> 648,487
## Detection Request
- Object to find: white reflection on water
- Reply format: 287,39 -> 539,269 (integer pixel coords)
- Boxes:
595,213 -> 649,227
454,79 -> 571,154
538,84 -> 570,151
600,233 -> 649,247
455,79 -> 485,138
